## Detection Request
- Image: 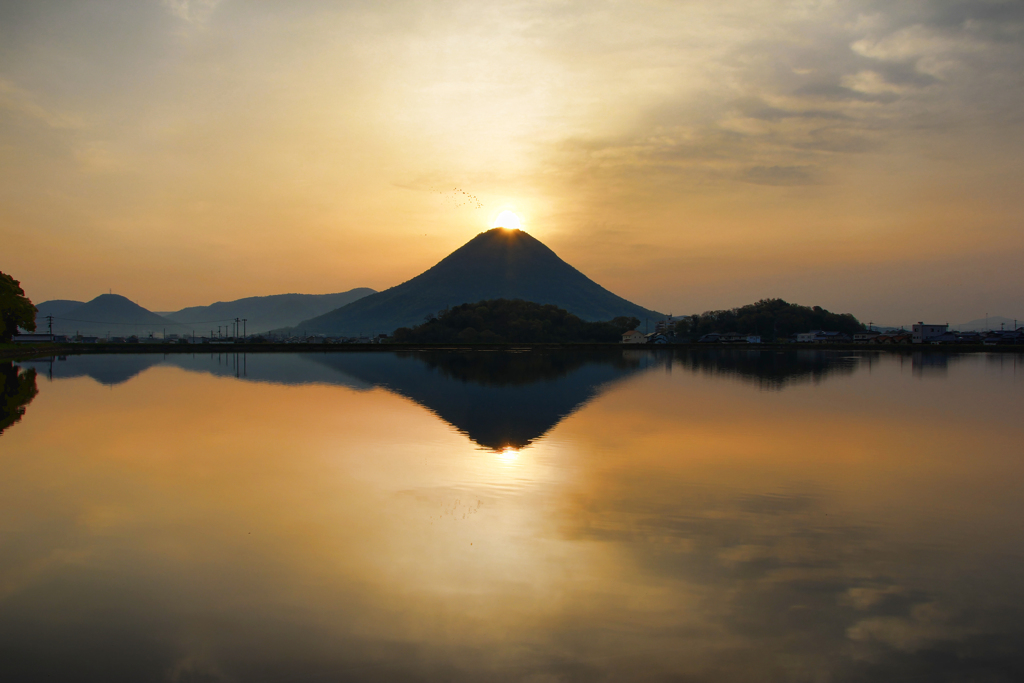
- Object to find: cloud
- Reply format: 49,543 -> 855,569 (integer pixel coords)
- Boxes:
740,165 -> 819,186
0,79 -> 83,129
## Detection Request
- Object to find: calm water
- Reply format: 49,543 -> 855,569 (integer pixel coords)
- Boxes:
1,349 -> 1023,682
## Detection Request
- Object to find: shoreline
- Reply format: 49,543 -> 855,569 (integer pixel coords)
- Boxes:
4,341 -> 1023,362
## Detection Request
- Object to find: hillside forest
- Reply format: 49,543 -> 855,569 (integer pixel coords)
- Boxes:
392,299 -> 640,343
676,299 -> 865,341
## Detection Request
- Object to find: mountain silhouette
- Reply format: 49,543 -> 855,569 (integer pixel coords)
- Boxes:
295,228 -> 662,336
18,350 -> 650,449
16,348 -> 871,446
34,300 -> 85,320
302,351 -> 649,450
163,289 -> 376,334
47,294 -> 182,337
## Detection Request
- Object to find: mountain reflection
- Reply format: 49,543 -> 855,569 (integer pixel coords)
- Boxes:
0,362 -> 38,436
16,350 -> 933,446
305,351 -> 651,450
2,351 -> 1023,682
18,349 -> 891,446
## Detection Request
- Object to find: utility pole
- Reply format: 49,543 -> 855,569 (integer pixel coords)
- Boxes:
242,319 -> 247,338
235,317 -> 240,339
46,315 -> 53,335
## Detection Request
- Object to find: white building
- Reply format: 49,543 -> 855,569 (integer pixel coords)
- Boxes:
912,323 -> 948,344
622,330 -> 646,344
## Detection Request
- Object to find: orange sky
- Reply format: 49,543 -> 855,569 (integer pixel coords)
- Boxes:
1,1 -> 1022,323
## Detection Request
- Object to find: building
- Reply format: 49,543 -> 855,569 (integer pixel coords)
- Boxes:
912,323 -> 948,344
796,331 -> 851,344
853,331 -> 881,343
12,333 -> 54,343
654,316 -> 675,334
621,330 -> 646,344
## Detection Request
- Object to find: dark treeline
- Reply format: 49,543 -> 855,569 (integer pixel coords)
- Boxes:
393,299 -> 640,344
0,363 -> 38,435
677,298 -> 865,341
1,270 -> 37,343
406,349 -> 642,387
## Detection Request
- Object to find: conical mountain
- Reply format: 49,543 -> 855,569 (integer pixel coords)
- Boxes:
50,294 -> 183,336
297,228 -> 662,336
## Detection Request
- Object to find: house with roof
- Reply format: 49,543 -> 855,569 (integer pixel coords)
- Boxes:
621,330 -> 646,344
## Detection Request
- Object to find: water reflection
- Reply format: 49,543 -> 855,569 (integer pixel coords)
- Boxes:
0,351 -> 1023,681
17,348 -> 881,448
0,362 -> 37,435
669,347 -> 864,388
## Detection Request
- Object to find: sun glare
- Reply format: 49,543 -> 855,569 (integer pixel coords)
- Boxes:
493,210 -> 522,231
496,447 -> 520,462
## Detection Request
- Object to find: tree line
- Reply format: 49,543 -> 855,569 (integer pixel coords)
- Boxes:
675,298 -> 864,341
393,299 -> 640,344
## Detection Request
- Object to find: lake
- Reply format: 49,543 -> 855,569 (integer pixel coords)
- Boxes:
1,349 -> 1023,682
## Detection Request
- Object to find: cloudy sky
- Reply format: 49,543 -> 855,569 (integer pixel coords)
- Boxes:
2,0 -> 1022,323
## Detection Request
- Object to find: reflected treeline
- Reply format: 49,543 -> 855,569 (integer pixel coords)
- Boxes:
14,348 -> 989,445
666,348 -> 866,389
16,350 -> 656,450
405,349 -> 640,387
0,362 -> 38,436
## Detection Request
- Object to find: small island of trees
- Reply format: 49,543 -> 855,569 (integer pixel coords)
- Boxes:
676,298 -> 865,342
393,299 -> 640,344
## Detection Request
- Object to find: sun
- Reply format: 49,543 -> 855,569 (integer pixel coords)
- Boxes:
492,210 -> 522,231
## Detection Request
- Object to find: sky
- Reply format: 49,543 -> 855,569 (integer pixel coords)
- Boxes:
1,0 -> 1022,324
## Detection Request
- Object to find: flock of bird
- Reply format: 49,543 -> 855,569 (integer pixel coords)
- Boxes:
433,186 -> 483,209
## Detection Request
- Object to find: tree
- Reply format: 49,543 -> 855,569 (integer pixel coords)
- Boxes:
676,298 -> 864,342
0,271 -> 37,343
0,363 -> 38,435
392,299 -> 640,343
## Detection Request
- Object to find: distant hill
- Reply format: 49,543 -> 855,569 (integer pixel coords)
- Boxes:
679,298 -> 865,341
163,289 -> 375,334
46,294 -> 184,337
35,300 -> 85,319
295,228 -> 661,336
953,315 -> 1021,331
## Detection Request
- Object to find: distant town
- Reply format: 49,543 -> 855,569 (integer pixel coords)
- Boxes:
621,318 -> 1024,346
13,317 -> 1024,347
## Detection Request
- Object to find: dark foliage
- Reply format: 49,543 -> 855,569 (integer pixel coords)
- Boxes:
402,349 -> 641,387
392,299 -> 640,343
676,298 -> 864,341
0,271 -> 37,342
0,363 -> 38,435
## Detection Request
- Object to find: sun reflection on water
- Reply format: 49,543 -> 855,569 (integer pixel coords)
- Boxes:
496,446 -> 520,462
